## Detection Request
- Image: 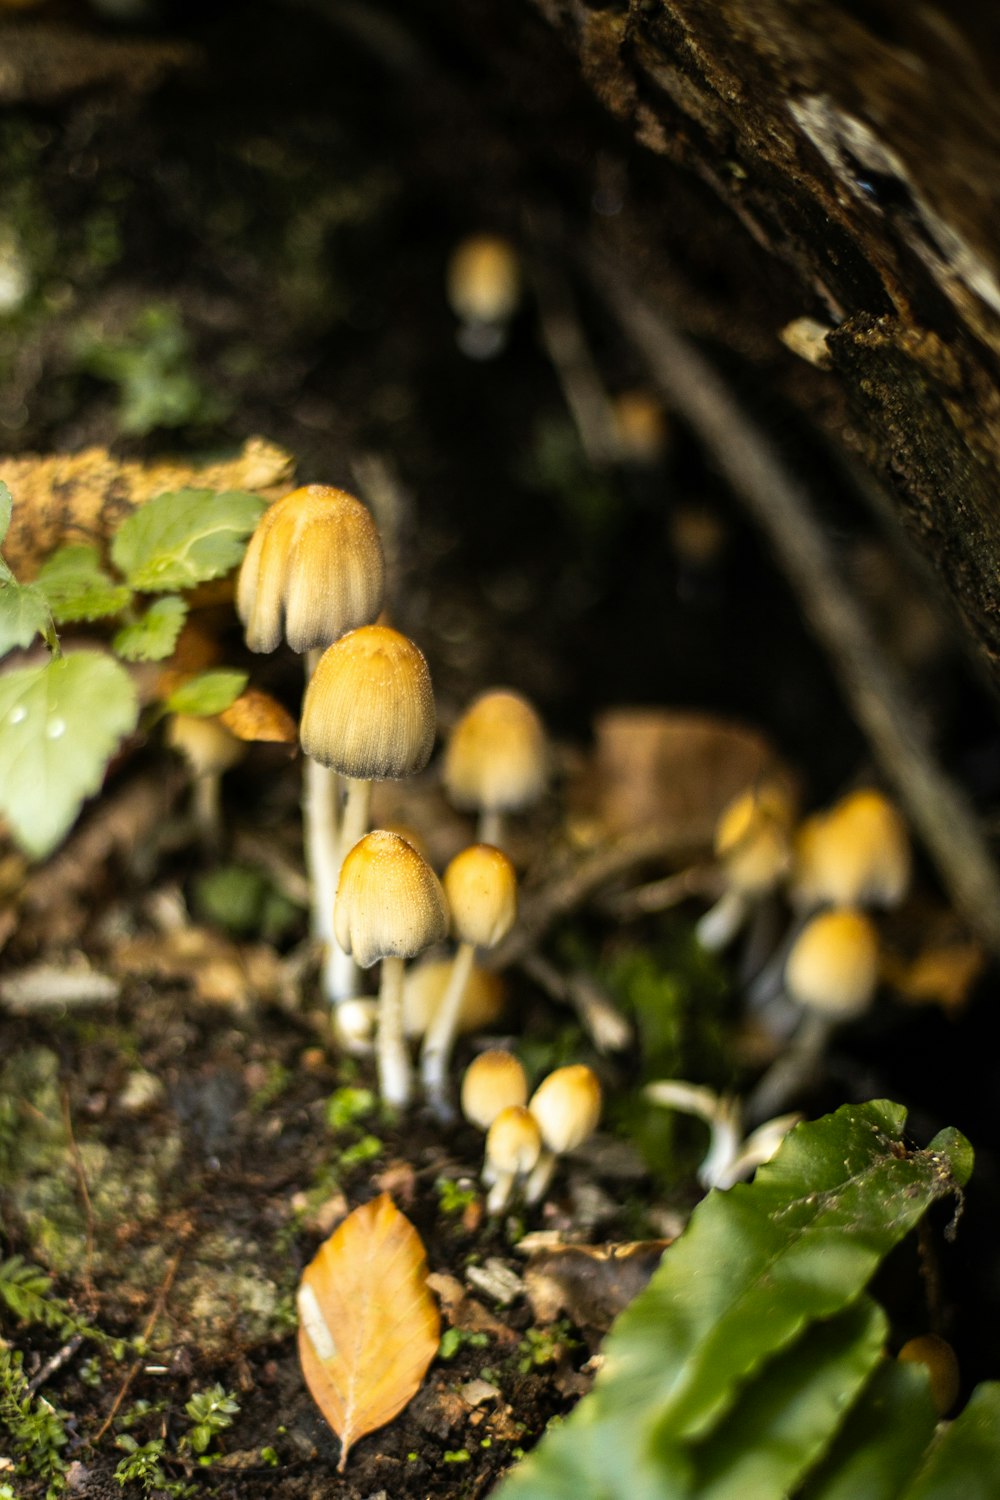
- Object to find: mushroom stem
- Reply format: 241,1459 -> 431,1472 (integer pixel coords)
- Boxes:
478,809 -> 504,847
695,887 -> 749,952
523,1148 -> 557,1205
303,649 -> 342,945
485,1170 -> 517,1215
322,776 -> 373,1004
744,1010 -> 832,1126
377,955 -> 413,1108
338,776 -> 373,866
192,773 -> 223,850
421,939 -> 477,1116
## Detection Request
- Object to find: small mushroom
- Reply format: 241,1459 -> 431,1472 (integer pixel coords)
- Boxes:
302,625 -> 436,1002
898,1334 -> 960,1416
421,844 -> 518,1115
696,781 -> 795,951
334,830 -> 447,1107
442,689 -> 548,849
165,713 -> 245,847
482,1105 -> 542,1214
747,906 -> 880,1123
525,1064 -> 602,1203
461,1049 -> 528,1132
446,233 -> 521,360
403,955 -> 505,1041
791,788 -> 910,912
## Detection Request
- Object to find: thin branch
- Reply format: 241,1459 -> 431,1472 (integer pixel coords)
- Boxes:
594,260 -> 1000,955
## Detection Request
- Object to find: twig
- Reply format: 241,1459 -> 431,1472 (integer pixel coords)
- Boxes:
89,1234 -> 189,1447
600,863 -> 721,920
26,1334 -> 85,1396
519,951 -> 632,1053
594,260 -> 1000,955
529,252 -> 624,470
60,1085 -> 96,1312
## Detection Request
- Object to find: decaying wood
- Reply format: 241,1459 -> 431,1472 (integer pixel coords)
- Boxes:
1,436 -> 294,578
528,1 -> 1000,694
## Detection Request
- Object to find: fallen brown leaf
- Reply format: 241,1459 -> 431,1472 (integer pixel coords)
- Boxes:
524,1240 -> 672,1334
297,1193 -> 440,1472
1,437 -> 292,578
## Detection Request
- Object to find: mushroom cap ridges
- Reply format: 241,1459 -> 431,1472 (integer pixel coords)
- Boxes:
528,1064 -> 602,1154
793,789 -> 910,909
714,782 -> 795,895
461,1050 -> 528,1131
485,1105 -> 542,1177
443,689 -> 548,814
237,485 -> 385,654
784,907 -> 879,1018
334,830 -> 448,968
300,625 -> 436,780
443,844 -> 518,949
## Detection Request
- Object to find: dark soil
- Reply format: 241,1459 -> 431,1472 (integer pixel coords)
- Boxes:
2,3 -> 1000,1497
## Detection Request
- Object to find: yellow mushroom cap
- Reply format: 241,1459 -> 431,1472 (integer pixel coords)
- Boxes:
402,955 -> 505,1039
443,689 -> 548,816
784,907 -> 879,1018
714,782 -> 795,895
528,1064 -> 602,1154
334,830 -> 448,969
485,1105 -> 542,1178
443,844 -> 518,949
792,789 -> 911,910
461,1050 -> 528,1131
237,485 -> 385,655
446,234 -> 520,326
300,625 -> 435,780
898,1334 -> 960,1416
166,714 -> 245,778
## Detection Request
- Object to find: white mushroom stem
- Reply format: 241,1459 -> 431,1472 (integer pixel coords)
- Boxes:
645,1081 -> 744,1190
339,776 -> 373,866
192,774 -> 224,850
695,888 -> 750,952
478,809 -> 504,847
303,649 -> 342,946
322,776 -> 373,1005
377,955 -> 413,1109
744,1010 -> 833,1127
421,939 -> 477,1116
523,1148 -> 557,1205
485,1169 -> 518,1214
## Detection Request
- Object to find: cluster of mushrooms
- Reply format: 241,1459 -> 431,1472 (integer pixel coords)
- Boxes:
648,781 -> 912,1184
233,482 -> 583,1191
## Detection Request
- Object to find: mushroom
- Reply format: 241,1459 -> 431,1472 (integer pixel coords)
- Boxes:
525,1063 -> 602,1203
165,712 -> 245,847
898,1335 -> 960,1416
421,844 -> 518,1115
481,1106 -> 542,1214
696,781 -> 795,951
644,1080 -> 800,1189
442,689 -> 548,849
446,233 -> 521,360
791,788 -> 910,912
747,906 -> 880,1123
301,625 -> 436,1003
460,1049 -> 528,1132
403,955 -> 505,1041
334,830 -> 448,1107
236,485 -> 385,951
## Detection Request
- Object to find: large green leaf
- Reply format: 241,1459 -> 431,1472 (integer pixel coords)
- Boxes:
0,581 -> 53,657
899,1383 -> 1000,1500
0,480 -> 11,548
688,1299 -> 887,1500
800,1359 -> 938,1500
0,650 -> 139,858
496,1102 -> 972,1500
35,544 -> 133,624
110,488 -> 265,592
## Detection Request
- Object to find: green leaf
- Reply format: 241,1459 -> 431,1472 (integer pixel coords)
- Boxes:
0,650 -> 139,858
899,1383 -> 1000,1500
0,580 -> 53,657
112,595 -> 188,662
110,488 -> 266,592
164,668 -> 247,717
496,1102 -> 972,1500
686,1300 -> 887,1499
35,544 -> 133,623
0,480 -> 11,547
801,1359 -> 938,1500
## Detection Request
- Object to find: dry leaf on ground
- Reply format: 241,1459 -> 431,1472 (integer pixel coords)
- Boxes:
297,1192 -> 441,1472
